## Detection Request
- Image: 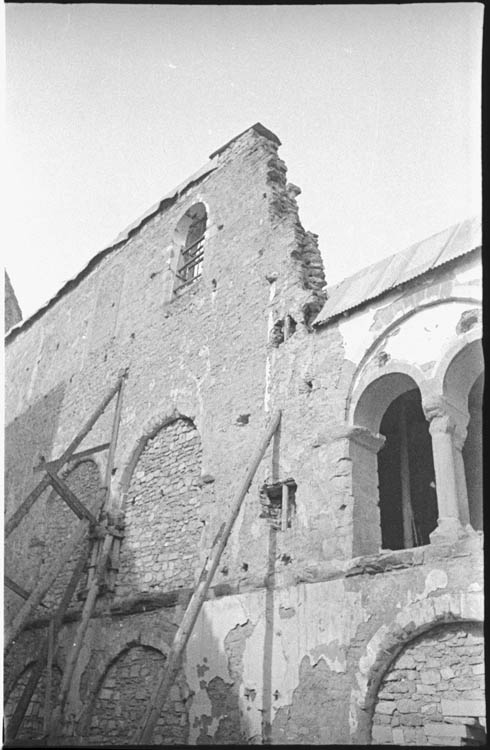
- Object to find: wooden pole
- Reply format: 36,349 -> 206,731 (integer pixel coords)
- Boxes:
4,576 -> 47,608
44,467 -> 100,525
42,619 -> 55,734
133,409 -> 281,745
399,399 -> 415,549
48,533 -> 114,741
49,377 -> 126,739
33,443 -> 110,473
281,483 -> 288,532
5,514 -> 95,649
87,375 -> 125,589
5,373 -> 125,538
6,547 -> 89,741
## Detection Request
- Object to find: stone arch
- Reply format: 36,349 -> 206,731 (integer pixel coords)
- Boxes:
4,660 -> 63,740
370,621 -> 485,745
351,369 -> 425,434
431,323 -> 482,399
117,406 -> 200,504
349,371 -> 435,554
115,414 -> 204,597
345,297 -> 481,421
80,643 -> 188,746
350,588 -> 484,744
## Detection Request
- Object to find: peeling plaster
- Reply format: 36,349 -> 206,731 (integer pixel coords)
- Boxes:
185,593 -> 261,743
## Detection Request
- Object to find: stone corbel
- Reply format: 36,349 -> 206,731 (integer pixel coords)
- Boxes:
333,425 -> 386,454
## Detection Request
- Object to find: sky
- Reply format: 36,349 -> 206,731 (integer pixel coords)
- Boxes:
4,3 -> 483,321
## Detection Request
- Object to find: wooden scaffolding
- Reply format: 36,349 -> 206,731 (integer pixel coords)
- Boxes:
4,373 -> 281,746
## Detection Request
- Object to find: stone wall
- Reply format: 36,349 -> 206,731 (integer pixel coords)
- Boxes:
117,418 -> 203,596
82,646 -> 188,746
372,622 -> 485,745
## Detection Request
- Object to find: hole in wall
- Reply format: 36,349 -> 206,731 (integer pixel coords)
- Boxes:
259,480 -> 297,529
236,414 -> 250,425
241,562 -> 249,572
212,279 -> 217,290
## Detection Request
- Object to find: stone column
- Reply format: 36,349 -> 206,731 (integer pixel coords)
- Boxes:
453,427 -> 471,528
427,413 -> 465,542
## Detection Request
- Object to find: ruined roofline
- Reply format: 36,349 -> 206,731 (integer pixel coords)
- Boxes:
5,122 -> 281,344
314,216 -> 482,328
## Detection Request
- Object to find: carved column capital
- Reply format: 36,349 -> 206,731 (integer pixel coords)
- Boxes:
428,414 -> 457,437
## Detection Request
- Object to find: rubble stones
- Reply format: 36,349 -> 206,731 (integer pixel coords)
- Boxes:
372,623 -> 484,745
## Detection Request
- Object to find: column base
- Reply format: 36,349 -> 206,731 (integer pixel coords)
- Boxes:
429,517 -> 466,544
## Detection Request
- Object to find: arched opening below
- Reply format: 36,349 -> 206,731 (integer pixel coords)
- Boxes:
378,388 -> 437,550
463,372 -> 483,531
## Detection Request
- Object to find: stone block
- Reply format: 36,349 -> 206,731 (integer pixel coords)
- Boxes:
440,667 -> 455,680
375,702 -> 397,715
392,728 -> 404,744
420,669 -> 441,684
425,722 -> 469,737
397,699 -> 416,714
372,725 -> 393,743
441,698 -> 486,716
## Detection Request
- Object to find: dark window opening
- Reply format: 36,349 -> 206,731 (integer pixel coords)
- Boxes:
174,208 -> 207,293
259,479 -> 297,530
270,315 -> 297,347
378,389 -> 437,550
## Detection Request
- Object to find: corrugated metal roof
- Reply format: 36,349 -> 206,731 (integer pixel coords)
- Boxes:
314,216 -> 482,327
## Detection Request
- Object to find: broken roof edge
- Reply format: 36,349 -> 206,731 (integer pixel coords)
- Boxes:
313,216 -> 482,329
6,122 -> 282,344
209,122 -> 281,159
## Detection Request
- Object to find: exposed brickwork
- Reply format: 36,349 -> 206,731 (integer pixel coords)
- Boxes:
4,662 -> 62,740
83,646 -> 188,745
117,419 -> 202,596
372,623 -> 485,745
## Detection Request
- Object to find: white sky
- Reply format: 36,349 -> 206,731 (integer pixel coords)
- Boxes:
4,3 -> 483,320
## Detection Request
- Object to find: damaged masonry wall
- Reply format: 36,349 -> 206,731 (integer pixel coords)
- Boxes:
4,122 -> 483,745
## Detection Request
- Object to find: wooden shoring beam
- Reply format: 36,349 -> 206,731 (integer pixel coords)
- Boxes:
42,619 -> 55,734
5,547 -> 89,743
49,375 -> 127,741
33,443 -> 110,473
44,467 -> 100,525
86,374 -> 126,590
4,509 -> 98,650
5,372 -> 126,538
4,576 -> 48,608
48,533 -> 114,741
133,409 -> 282,745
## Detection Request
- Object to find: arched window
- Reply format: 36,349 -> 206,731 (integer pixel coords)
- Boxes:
174,203 -> 207,293
442,338 -> 484,532
351,372 -> 436,554
377,388 -> 437,549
